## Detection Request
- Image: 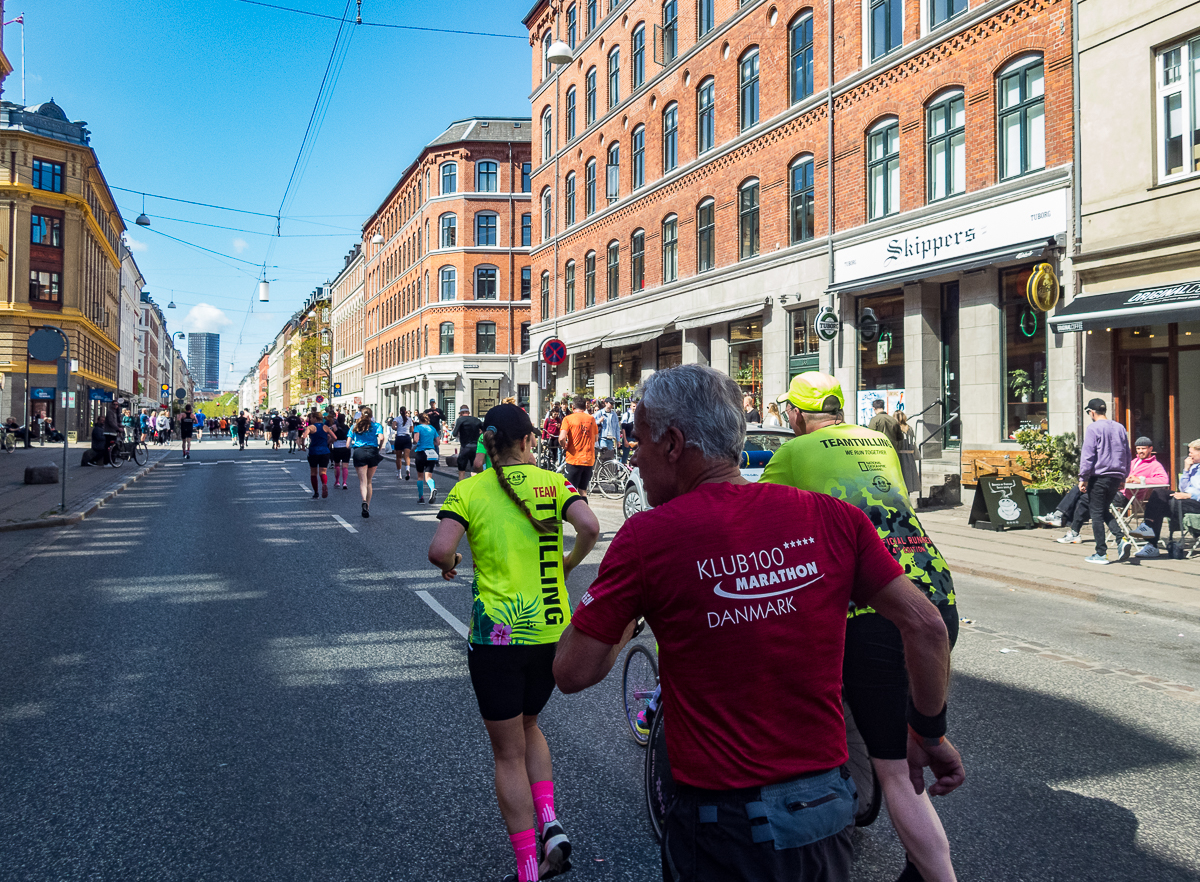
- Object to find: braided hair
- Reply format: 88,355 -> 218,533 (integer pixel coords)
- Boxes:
481,428 -> 555,534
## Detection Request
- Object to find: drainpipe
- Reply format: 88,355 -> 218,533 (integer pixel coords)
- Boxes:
509,141 -> 516,398
7,151 -> 15,305
826,0 -> 837,374
1071,0 -> 1084,443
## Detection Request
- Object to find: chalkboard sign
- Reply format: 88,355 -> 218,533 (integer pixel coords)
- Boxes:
968,475 -> 1035,531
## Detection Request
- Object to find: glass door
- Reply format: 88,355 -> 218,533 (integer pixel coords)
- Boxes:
940,282 -> 960,448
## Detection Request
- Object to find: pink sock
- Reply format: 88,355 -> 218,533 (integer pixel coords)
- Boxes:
321,473 -> 328,487
531,780 -> 557,835
510,828 -> 538,882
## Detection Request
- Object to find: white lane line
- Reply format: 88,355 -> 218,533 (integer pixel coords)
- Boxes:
280,467 -> 290,473
414,589 -> 469,639
331,514 -> 358,533
299,482 -> 311,493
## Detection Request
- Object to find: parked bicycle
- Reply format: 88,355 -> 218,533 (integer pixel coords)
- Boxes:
103,434 -> 149,468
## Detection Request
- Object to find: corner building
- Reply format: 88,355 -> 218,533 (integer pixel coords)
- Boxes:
361,118 -> 533,420
525,0 -> 1075,492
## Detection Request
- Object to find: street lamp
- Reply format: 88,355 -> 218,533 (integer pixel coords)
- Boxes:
135,192 -> 151,227
547,40 -> 573,65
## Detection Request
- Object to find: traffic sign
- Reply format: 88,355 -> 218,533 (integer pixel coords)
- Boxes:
175,388 -> 185,400
27,329 -> 64,362
333,382 -> 342,395
542,338 -> 567,366
316,395 -> 325,403
161,383 -> 170,392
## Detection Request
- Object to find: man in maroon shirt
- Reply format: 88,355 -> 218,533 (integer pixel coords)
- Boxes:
554,365 -> 964,882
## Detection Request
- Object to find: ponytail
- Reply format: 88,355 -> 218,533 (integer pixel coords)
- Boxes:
482,429 -> 554,534
354,407 -> 373,435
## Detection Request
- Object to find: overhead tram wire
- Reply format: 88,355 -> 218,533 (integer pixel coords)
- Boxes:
231,0 -> 526,39
118,208 -> 356,237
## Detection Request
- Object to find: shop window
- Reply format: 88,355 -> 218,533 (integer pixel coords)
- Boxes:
574,354 -> 596,394
1001,266 -> 1048,439
790,307 -> 820,378
730,318 -> 764,399
565,260 -> 576,313
473,378 -> 500,416
662,214 -> 678,283
607,240 -> 620,300
658,331 -> 683,369
790,157 -> 815,243
927,90 -> 965,201
612,345 -> 642,390
790,13 -> 814,104
867,119 -> 900,220
441,161 -> 457,194
697,197 -> 715,272
998,55 -> 1045,181
585,252 -> 597,306
476,322 -> 497,354
631,229 -> 645,292
857,292 -> 905,420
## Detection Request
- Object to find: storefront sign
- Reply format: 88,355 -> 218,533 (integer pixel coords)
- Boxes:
1026,263 -> 1060,312
31,387 -> 55,400
814,306 -> 839,341
834,190 -> 1067,284
968,475 -> 1035,531
89,389 -> 114,402
1050,278 -> 1200,332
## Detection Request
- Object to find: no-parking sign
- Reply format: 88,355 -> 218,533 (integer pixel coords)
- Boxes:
541,338 -> 567,366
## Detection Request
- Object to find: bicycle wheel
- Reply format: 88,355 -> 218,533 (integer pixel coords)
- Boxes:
621,644 -> 659,746
644,700 -> 674,842
2,433 -> 13,453
107,445 -> 123,468
844,698 -> 881,827
132,441 -> 149,466
593,460 -> 625,499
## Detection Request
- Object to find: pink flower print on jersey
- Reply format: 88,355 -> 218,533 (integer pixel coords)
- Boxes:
490,623 -> 513,645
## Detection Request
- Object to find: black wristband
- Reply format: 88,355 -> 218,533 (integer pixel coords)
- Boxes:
906,697 -> 947,739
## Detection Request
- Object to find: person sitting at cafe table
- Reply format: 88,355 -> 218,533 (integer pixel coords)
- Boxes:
1131,439 -> 1200,559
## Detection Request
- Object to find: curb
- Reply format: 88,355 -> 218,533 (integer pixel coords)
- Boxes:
0,457 -> 167,533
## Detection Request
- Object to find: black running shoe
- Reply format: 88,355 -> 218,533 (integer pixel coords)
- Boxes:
362,502 -> 369,518
311,491 -> 318,499
541,821 -> 572,877
428,489 -> 438,506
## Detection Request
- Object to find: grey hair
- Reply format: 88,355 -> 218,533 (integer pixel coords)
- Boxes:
636,364 -> 746,463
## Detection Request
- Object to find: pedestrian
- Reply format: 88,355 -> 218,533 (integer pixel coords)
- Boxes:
554,365 -> 961,882
195,412 -> 203,444
331,413 -> 351,489
139,409 -> 151,443
594,398 -> 623,453
304,410 -> 337,499
180,404 -> 195,460
413,412 -> 440,504
236,410 -> 249,450
558,395 -> 599,499
156,409 -> 171,445
868,398 -> 904,450
1078,398 -> 1133,564
618,400 -> 638,463
349,407 -> 384,517
394,407 -> 414,480
427,403 -> 600,882
762,401 -> 784,427
451,405 -> 485,482
742,393 -> 760,423
896,410 -> 919,495
424,398 -> 446,459
1133,439 -> 1200,559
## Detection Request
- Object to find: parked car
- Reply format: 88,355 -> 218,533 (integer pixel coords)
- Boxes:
622,425 -> 794,519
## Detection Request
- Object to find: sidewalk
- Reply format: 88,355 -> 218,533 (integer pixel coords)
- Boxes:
0,440 -> 171,531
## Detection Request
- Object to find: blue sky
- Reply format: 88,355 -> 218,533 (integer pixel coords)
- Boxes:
11,0 -> 532,386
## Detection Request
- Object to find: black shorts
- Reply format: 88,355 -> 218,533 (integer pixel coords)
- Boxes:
456,445 -> 478,471
307,452 -> 330,468
565,463 -> 593,490
414,450 -> 435,472
271,431 -> 281,441
180,428 -> 193,439
352,446 -> 383,469
331,446 -> 350,463
842,602 -> 958,761
394,435 -> 412,451
467,642 -> 558,721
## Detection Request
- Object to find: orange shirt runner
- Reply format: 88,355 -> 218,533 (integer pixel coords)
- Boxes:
559,411 -> 598,466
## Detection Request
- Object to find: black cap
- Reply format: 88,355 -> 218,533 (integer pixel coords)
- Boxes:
1135,436 -> 1153,447
1085,398 -> 1106,413
483,403 -> 534,443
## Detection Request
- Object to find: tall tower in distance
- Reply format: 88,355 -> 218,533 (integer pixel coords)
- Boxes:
188,333 -> 221,393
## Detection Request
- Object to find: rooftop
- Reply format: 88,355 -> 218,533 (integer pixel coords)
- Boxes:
428,117 -> 532,148
0,98 -> 90,145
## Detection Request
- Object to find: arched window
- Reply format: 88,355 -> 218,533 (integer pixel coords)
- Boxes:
540,271 -> 551,317
790,13 -> 814,104
565,259 -> 577,313
606,142 -> 620,204
475,265 -> 498,300
998,55 -> 1045,180
663,102 -> 678,171
585,159 -> 597,215
739,178 -> 760,259
697,197 -> 715,272
476,160 -> 499,192
439,267 -> 456,301
606,240 -> 620,301
440,321 -> 455,354
631,125 -> 645,189
439,213 -> 456,248
440,161 -> 457,195
566,87 -> 577,140
543,31 -> 553,79
739,47 -> 760,131
585,67 -> 598,126
662,214 -> 678,282
867,117 -> 900,219
541,188 -> 553,239
476,321 -> 497,354
475,212 -> 498,246
631,229 -> 645,292
565,172 -> 577,225
927,89 -> 965,201
608,48 -> 621,108
790,155 -> 815,242
424,271 -> 429,305
542,106 -> 554,162
584,251 -> 597,306
662,0 -> 678,63
697,78 -> 715,153
424,219 -> 429,252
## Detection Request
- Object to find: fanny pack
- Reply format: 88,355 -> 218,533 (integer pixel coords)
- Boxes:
743,768 -> 857,850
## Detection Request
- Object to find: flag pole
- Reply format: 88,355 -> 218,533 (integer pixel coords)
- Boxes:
20,13 -> 24,107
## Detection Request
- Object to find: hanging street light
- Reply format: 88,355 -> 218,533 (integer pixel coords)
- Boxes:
370,232 -> 384,246
547,40 -> 573,65
135,192 -> 151,227
258,279 -> 270,302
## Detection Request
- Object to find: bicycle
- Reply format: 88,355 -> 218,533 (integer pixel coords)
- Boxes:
2,427 -> 15,453
105,435 -> 149,468
590,450 -> 629,500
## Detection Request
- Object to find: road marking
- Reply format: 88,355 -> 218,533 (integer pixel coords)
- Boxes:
299,482 -> 312,493
331,514 -> 358,533
414,589 -> 468,638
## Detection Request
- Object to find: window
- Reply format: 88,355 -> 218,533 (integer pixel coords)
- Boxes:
927,90 -> 966,201
606,142 -> 620,204
585,252 -> 597,306
441,161 -> 457,194
631,125 -> 646,188
522,212 -> 532,247
585,159 -> 597,215
631,230 -> 645,292
607,241 -> 620,300
476,160 -> 499,192
608,48 -> 620,108
663,0 -> 678,64
857,291 -> 905,392
540,272 -> 551,316
739,48 -> 760,131
662,215 -> 678,282
543,106 -> 554,161
739,179 -> 760,259
475,267 -> 498,300
439,213 -> 457,247
870,0 -> 902,62
790,14 -> 814,104
522,162 -> 532,193
567,4 -> 577,46
521,267 -> 532,300
999,56 -> 1045,180
521,322 -> 531,354
476,213 -> 498,246
1001,266 -> 1048,438
1159,38 -> 1200,179
565,173 -> 577,225
698,0 -> 714,36
790,156 -> 815,243
440,321 -> 455,354
930,0 -> 967,29
587,0 -> 597,32
586,67 -> 598,126
476,322 -> 497,354
632,26 -> 646,89
543,31 -> 553,79
440,267 -> 456,301
31,160 -> 62,193
663,103 -> 679,171
542,188 -> 553,239
697,198 -> 715,272
566,88 -> 577,141
31,213 -> 61,247
565,260 -> 576,312
867,119 -> 900,220
697,78 -> 715,153
29,270 -> 61,303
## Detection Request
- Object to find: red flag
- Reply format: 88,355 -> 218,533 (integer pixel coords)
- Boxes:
3,15 -> 23,25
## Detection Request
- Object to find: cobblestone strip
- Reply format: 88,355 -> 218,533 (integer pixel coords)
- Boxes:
961,621 -> 1199,703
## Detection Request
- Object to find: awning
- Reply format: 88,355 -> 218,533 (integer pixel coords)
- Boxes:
829,239 -> 1050,295
602,324 -> 672,348
1049,280 -> 1200,332
465,371 -> 506,380
674,299 -> 767,331
422,372 -> 460,382
564,333 -> 607,352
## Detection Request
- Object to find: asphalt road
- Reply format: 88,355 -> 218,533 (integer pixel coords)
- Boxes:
1,439 -> 1198,881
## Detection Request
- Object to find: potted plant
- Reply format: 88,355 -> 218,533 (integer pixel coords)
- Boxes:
1008,369 -> 1034,403
1014,427 -> 1080,517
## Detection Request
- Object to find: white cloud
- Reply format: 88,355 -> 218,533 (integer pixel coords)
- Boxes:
126,237 -> 148,253
232,238 -> 248,254
182,303 -> 233,334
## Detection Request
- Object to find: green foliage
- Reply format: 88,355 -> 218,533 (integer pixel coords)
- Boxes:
1015,428 -> 1081,489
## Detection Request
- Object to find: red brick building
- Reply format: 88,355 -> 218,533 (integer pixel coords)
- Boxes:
361,118 -> 533,419
524,0 -> 1075,488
